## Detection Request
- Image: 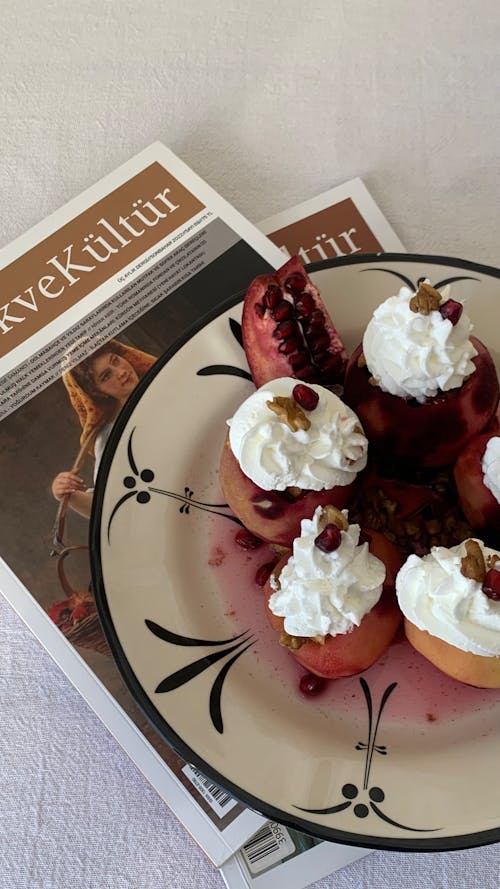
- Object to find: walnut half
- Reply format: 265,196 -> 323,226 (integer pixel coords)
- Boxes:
460,539 -> 486,582
319,505 -> 349,532
266,396 -> 311,432
409,281 -> 441,315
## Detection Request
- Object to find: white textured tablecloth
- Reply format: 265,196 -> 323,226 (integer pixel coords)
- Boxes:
2,2 -> 500,886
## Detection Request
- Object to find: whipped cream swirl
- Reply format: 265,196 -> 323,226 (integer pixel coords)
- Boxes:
269,507 -> 386,638
363,284 -> 477,402
228,378 -> 368,491
482,436 -> 500,505
396,540 -> 500,656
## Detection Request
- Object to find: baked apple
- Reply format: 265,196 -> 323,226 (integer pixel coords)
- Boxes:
242,255 -> 347,388
343,280 -> 499,467
397,537 -> 500,688
219,378 -> 368,546
454,432 -> 500,534
264,506 -> 402,679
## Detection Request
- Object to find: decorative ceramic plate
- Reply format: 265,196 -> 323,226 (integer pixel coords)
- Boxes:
91,254 -> 500,851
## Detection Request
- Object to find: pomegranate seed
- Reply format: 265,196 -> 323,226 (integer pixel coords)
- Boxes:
279,337 -> 300,354
294,292 -> 315,316
235,528 -> 263,550
299,673 -> 325,696
309,333 -> 331,353
254,302 -> 265,318
315,523 -> 342,553
272,299 -> 294,321
482,568 -> 500,600
293,384 -> 319,411
307,310 -> 325,329
295,364 -> 317,381
318,353 -> 344,376
273,319 -> 297,339
255,561 -> 277,587
264,285 -> 282,308
284,272 -> 306,293
439,298 -> 463,326
290,351 -> 310,369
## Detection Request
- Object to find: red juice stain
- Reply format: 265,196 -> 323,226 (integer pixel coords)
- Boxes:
207,516 -> 500,725
208,545 -> 226,567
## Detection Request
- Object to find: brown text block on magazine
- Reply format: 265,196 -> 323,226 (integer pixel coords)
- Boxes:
0,163 -> 204,359
268,198 -> 383,262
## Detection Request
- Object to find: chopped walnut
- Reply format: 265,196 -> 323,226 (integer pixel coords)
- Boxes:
279,630 -> 306,651
357,352 -> 366,368
319,505 -> 349,532
269,543 -> 291,557
266,396 -> 311,432
368,375 -> 379,387
409,281 -> 442,315
487,553 -> 500,570
460,539 -> 486,582
270,559 -> 287,590
286,486 -> 303,499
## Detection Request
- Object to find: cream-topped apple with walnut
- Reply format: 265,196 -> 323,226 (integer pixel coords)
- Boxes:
219,378 -> 368,546
263,505 -> 402,678
343,280 -> 499,467
397,538 -> 500,687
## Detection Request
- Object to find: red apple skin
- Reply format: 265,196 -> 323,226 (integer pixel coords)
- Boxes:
219,434 -> 354,547
454,432 -> 500,531
264,530 -> 403,678
343,338 -> 499,468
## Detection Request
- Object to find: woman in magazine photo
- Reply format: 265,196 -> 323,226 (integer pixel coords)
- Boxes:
47,338 -> 157,657
51,338 -> 157,519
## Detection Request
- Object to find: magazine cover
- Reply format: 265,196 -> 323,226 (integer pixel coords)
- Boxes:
261,177 -> 405,259
0,149 -> 404,871
0,141 -> 283,865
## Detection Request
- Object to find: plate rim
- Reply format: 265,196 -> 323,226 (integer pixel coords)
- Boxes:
90,252 -> 500,852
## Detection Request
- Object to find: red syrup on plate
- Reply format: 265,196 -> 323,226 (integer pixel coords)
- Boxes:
207,515 -> 500,726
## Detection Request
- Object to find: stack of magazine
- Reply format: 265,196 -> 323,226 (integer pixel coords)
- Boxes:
0,143 -> 405,888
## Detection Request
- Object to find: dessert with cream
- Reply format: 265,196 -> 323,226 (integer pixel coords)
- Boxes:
343,280 -> 499,467
219,377 -> 369,546
454,431 -> 500,533
397,538 -> 500,687
264,505 -> 402,678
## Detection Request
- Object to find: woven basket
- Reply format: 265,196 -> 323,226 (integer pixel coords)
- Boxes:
49,429 -> 111,658
63,610 -> 111,657
48,545 -> 111,658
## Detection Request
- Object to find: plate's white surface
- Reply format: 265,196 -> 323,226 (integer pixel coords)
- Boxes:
92,256 -> 500,850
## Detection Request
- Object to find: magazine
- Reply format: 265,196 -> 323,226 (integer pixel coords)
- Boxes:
261,177 -> 405,259
0,141 -> 283,865
221,821 -> 369,889
0,146 -> 404,871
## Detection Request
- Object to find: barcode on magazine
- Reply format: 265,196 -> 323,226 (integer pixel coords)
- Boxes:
182,765 -> 238,818
241,821 -> 296,875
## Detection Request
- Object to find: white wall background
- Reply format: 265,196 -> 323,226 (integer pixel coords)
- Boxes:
2,0 -> 500,263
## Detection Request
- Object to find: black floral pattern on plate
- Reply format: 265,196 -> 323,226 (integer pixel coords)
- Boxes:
106,427 -> 242,542
144,621 -> 255,734
295,678 -> 441,833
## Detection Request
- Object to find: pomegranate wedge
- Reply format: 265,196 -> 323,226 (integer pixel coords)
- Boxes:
242,256 -> 347,388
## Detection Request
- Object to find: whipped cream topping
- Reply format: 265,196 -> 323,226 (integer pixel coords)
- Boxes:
268,507 -> 386,638
227,378 -> 368,492
396,540 -> 500,656
362,284 -> 477,402
482,436 -> 500,505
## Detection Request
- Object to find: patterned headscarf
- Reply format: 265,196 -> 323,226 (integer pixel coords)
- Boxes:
62,339 -> 157,452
